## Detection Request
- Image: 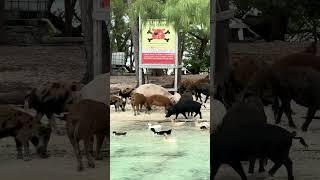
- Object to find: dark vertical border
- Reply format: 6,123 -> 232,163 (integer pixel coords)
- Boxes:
210,0 -> 216,179
103,1 -> 111,179
102,0 -> 112,180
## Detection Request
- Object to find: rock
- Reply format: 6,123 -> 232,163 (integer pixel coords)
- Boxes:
80,73 -> 108,105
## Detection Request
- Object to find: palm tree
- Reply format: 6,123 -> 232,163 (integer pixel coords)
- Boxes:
164,0 -> 210,74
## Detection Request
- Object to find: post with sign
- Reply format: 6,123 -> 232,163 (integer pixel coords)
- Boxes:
139,18 -> 179,92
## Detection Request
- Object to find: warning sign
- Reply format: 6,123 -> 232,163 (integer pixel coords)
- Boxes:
140,19 -> 177,65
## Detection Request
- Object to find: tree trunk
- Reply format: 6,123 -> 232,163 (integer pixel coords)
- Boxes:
131,16 -> 141,87
129,37 -> 134,71
79,0 -> 94,84
198,39 -> 208,61
177,32 -> 184,87
64,0 -> 77,36
102,21 -> 111,73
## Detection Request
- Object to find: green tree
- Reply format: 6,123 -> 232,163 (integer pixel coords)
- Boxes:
163,0 -> 210,74
111,0 -> 132,69
233,0 -> 320,41
126,0 -> 210,77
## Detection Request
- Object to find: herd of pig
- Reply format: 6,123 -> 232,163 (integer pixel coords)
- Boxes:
211,42 -> 320,180
0,76 -> 108,172
1,42 -> 320,178
110,76 -> 210,121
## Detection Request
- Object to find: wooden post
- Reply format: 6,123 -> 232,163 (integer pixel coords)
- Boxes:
215,0 -> 230,86
213,0 -> 231,108
80,0 -> 94,84
93,0 -> 102,77
238,28 -> 244,41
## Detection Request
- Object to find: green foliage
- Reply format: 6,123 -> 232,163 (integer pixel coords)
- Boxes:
232,0 -> 320,41
127,0 -> 166,26
183,33 -> 210,72
113,0 -> 210,73
163,0 -> 210,35
110,0 -> 131,52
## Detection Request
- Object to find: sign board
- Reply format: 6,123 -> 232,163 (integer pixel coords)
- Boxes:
140,19 -> 177,67
101,0 -> 109,8
139,18 -> 179,91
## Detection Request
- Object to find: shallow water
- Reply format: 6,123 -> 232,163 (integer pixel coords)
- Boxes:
110,122 -> 210,180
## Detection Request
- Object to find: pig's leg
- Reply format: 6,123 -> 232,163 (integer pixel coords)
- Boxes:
137,104 -> 141,115
268,161 -> 282,177
114,104 -> 118,112
23,141 -> 31,161
248,158 -> 256,173
275,102 -> 285,124
199,111 -> 202,119
283,158 -> 294,180
131,104 -> 136,116
258,158 -> 266,172
282,99 -> 296,128
175,113 -> 179,120
193,112 -> 199,118
84,138 -> 95,168
68,132 -> 83,171
229,161 -> 247,180
198,92 -> 202,102
302,107 -> 317,132
15,138 -> 23,159
182,112 -> 188,119
88,136 -> 94,156
204,95 -> 209,103
95,134 -> 105,160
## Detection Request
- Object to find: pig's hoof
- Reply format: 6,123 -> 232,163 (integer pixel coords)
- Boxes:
88,161 -> 95,168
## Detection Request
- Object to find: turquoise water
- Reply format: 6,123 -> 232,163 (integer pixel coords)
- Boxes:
110,123 -> 210,180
